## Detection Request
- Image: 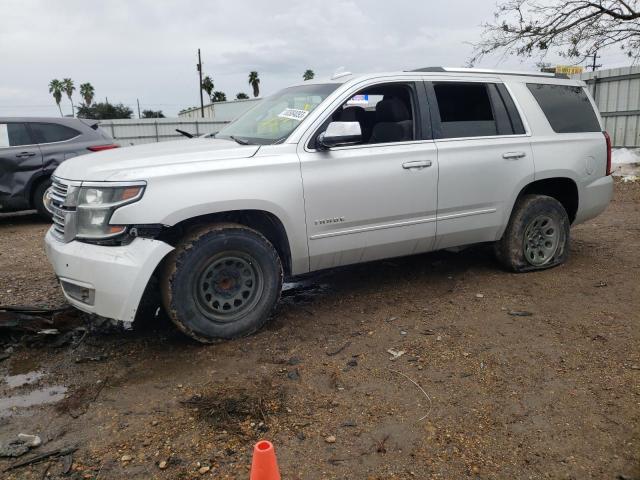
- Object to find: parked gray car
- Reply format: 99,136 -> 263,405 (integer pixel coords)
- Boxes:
0,117 -> 118,219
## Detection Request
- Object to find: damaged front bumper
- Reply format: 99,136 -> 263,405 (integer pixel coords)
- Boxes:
44,228 -> 174,322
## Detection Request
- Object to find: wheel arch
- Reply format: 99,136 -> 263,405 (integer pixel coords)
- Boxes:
512,177 -> 579,224
26,172 -> 51,207
158,209 -> 293,276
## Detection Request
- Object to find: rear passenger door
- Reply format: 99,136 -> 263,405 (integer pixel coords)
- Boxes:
29,122 -> 83,175
425,80 -> 535,249
0,122 -> 42,209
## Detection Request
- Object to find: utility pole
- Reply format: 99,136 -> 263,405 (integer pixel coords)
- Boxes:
589,51 -> 602,72
197,48 -> 204,118
137,98 -> 141,119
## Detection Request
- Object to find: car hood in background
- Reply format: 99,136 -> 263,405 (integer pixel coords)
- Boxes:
54,138 -> 260,181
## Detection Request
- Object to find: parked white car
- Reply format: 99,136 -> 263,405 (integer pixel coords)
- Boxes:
44,67 -> 613,342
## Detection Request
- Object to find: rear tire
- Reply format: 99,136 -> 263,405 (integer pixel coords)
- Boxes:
495,194 -> 570,272
33,179 -> 52,221
161,223 -> 283,343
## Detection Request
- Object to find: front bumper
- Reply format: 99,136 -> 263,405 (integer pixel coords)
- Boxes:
44,228 -> 174,322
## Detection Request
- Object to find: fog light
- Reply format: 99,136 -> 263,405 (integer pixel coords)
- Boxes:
60,280 -> 95,306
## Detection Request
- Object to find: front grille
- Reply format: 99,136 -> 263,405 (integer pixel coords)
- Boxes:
49,178 -> 73,242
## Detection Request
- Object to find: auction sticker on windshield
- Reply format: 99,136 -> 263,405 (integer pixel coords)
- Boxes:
277,108 -> 309,121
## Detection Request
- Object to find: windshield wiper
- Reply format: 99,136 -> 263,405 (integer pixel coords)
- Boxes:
229,135 -> 250,145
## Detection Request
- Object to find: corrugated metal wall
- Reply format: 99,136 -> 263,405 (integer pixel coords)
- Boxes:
579,66 -> 640,147
98,119 -> 228,146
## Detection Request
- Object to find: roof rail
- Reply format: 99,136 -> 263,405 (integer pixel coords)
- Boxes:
409,67 -> 569,79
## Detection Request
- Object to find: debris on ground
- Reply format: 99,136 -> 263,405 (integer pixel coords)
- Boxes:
507,310 -> 534,317
387,348 -> 406,360
0,434 -> 41,458
180,381 -> 285,434
3,445 -> 78,472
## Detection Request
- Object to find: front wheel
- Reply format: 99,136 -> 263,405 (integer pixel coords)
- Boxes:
161,223 -> 283,343
495,194 -> 570,272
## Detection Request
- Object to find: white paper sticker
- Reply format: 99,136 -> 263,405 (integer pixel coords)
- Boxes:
277,108 -> 309,121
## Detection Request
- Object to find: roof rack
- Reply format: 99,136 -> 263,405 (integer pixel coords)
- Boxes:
409,67 -> 569,79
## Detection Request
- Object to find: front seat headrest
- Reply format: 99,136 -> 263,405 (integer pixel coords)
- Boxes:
375,98 -> 410,122
337,106 -> 366,123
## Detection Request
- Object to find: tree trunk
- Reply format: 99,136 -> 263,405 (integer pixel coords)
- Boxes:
57,103 -> 63,117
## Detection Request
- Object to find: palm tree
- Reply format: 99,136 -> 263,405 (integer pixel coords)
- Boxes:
212,91 -> 227,102
248,71 -> 260,98
235,92 -> 249,100
62,78 -> 75,116
79,82 -> 95,107
201,76 -> 214,103
303,69 -> 315,81
49,79 -> 64,117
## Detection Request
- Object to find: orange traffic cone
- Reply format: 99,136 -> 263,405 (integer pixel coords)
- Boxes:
250,440 -> 281,480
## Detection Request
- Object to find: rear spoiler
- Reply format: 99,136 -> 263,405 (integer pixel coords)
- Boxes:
78,118 -> 100,130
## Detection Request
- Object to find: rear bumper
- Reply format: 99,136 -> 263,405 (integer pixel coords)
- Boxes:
44,228 -> 173,322
575,175 -> 614,224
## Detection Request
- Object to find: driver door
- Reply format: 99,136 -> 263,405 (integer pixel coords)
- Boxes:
297,80 -> 439,271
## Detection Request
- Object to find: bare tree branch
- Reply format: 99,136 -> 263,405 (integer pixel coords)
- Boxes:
470,0 -> 640,65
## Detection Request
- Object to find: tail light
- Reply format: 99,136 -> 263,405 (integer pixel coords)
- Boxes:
603,131 -> 612,176
87,144 -> 120,152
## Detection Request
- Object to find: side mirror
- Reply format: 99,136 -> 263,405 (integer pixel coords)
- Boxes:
317,121 -> 362,149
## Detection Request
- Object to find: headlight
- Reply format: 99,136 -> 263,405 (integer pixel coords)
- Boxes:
75,184 -> 145,239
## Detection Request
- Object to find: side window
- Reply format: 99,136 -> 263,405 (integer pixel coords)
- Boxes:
432,82 -> 498,138
527,84 -> 600,133
315,83 -> 417,147
30,122 -> 80,144
0,123 -> 33,147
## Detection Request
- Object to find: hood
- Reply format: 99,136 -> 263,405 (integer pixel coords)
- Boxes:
54,138 -> 260,181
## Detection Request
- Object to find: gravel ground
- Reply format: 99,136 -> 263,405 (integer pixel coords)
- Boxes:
0,181 -> 638,479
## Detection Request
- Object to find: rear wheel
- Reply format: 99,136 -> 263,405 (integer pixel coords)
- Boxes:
32,179 -> 52,221
161,223 -> 283,343
495,194 -> 570,272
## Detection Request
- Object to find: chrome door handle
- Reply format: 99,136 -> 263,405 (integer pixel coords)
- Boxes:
502,151 -> 526,160
402,160 -> 432,169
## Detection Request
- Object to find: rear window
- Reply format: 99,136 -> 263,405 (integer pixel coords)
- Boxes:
30,122 -> 81,144
433,82 -> 524,138
0,123 -> 33,147
527,84 -> 600,133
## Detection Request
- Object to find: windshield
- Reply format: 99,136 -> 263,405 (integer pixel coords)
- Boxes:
215,83 -> 339,145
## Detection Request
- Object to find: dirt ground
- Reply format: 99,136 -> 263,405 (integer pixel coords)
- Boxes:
0,181 -> 638,480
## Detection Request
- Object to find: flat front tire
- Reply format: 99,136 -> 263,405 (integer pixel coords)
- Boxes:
161,223 -> 283,343
495,194 -> 570,272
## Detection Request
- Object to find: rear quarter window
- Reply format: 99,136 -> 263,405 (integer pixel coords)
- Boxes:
527,83 -> 600,133
30,122 -> 81,144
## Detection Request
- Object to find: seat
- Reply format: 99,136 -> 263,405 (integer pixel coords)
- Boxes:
369,98 -> 413,144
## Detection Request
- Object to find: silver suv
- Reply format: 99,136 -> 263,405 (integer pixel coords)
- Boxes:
44,67 -> 613,342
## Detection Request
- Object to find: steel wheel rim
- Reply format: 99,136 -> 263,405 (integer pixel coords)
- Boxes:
523,215 -> 560,266
194,252 -> 263,323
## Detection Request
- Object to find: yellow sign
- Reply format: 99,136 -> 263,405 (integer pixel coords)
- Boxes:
555,65 -> 584,75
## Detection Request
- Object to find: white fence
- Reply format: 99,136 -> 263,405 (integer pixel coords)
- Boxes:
99,119 -> 229,146
579,66 -> 640,147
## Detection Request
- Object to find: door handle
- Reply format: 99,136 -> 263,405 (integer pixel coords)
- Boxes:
16,151 -> 36,158
402,160 -> 432,169
502,151 -> 526,160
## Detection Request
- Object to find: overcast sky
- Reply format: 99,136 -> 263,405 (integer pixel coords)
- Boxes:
0,0 -> 634,117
